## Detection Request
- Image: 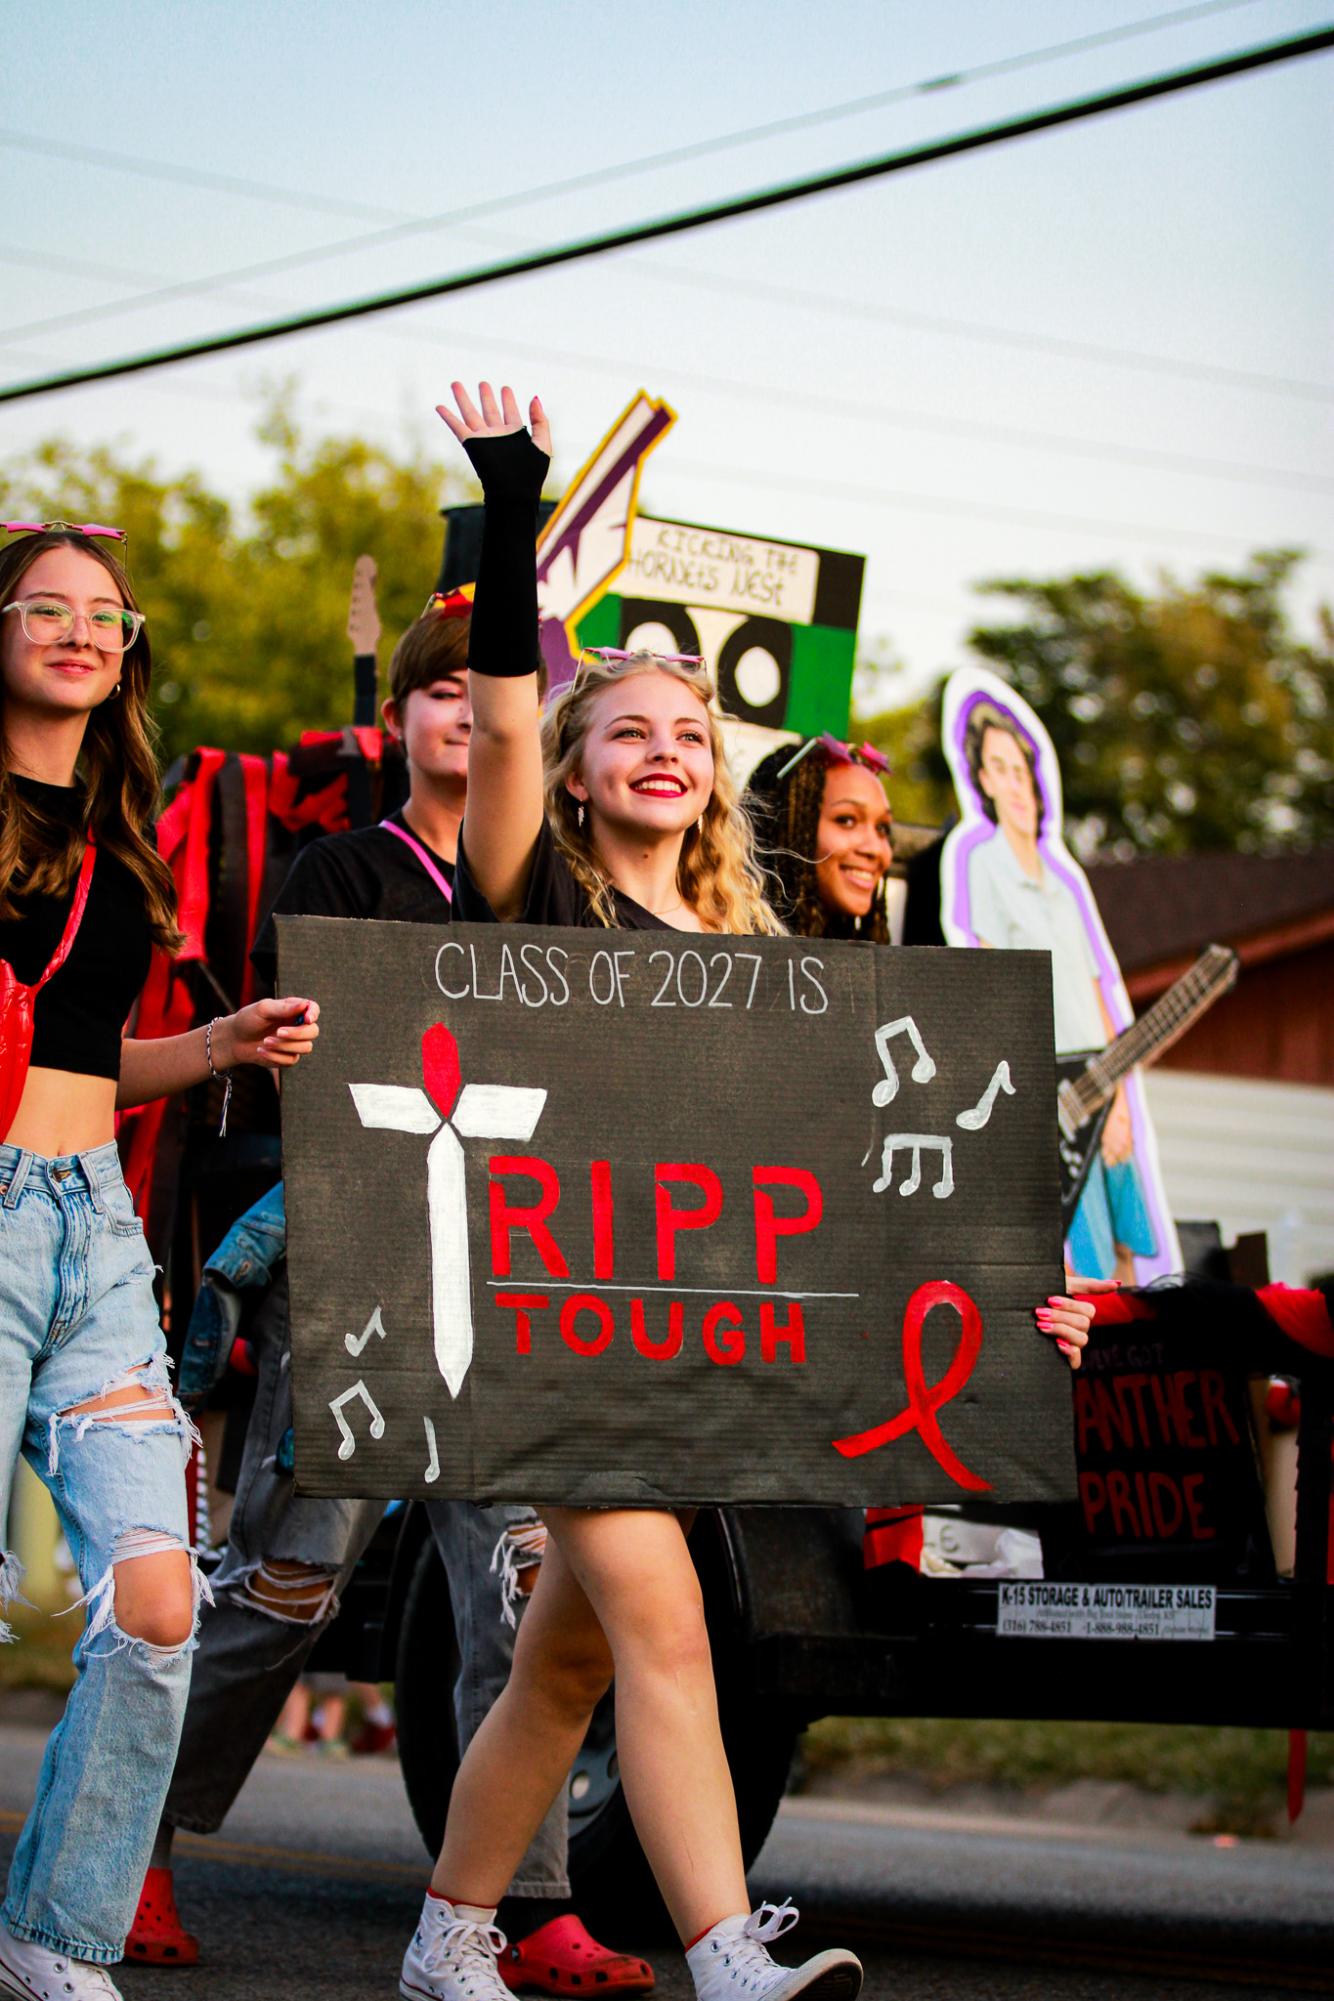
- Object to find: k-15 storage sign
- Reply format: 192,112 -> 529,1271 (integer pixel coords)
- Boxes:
278,920 -> 1073,1506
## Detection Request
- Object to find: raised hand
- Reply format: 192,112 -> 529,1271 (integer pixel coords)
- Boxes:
435,380 -> 550,458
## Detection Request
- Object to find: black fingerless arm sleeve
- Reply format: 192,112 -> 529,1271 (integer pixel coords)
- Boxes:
462,430 -> 551,678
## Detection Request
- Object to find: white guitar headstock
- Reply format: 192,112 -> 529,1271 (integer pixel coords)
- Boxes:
348,554 -> 381,655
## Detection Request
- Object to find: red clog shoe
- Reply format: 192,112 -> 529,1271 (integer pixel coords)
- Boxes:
126,1866 -> 200,1966
500,1915 -> 655,1995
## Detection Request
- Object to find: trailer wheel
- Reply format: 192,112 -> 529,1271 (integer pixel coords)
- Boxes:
394,1515 -> 800,1930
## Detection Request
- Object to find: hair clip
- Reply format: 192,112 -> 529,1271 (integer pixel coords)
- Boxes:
422,589 -> 473,621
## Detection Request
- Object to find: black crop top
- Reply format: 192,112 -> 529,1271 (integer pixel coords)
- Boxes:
0,776 -> 154,1080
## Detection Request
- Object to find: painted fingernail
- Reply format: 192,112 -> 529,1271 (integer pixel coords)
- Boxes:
1056,1340 -> 1075,1354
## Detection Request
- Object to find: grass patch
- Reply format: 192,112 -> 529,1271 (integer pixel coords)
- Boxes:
800,1717 -> 1332,1836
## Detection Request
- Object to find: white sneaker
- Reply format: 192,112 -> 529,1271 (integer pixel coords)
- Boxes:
0,1930 -> 124,2001
400,1896 -> 510,2001
686,1902 -> 862,2001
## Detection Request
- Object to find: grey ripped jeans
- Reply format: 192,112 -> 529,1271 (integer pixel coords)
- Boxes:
162,1272 -> 567,1896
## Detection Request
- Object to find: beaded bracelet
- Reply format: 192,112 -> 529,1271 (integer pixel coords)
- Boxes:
205,1017 -> 234,1138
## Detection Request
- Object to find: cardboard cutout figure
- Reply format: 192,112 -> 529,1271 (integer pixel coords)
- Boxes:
939,667 -> 1180,1284
279,918 -> 1075,1507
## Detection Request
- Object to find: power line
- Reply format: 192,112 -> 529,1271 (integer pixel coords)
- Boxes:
0,137 -> 412,227
388,319 -> 1334,494
2,10 -> 1318,397
4,236 -> 1328,493
5,334 -> 1325,571
658,453 -> 1331,560
0,0 -> 1271,331
9,219 -> 1329,415
0,0 -> 1276,350
641,260 -> 1334,404
3,25 -> 1329,408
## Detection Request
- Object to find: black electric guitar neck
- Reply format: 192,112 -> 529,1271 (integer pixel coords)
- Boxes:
1056,943 -> 1239,1221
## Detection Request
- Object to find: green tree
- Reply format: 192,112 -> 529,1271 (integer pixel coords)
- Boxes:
2,400 -> 476,764
954,552 -> 1333,856
857,553 -> 1333,856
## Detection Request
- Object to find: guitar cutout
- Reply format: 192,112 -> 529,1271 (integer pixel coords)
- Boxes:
1055,944 -> 1239,1219
347,554 -> 381,655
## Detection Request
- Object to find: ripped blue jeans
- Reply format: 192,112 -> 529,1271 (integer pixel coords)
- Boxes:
0,1141 -> 207,1964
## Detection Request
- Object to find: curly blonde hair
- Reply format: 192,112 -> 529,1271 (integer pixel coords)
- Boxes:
541,655 -> 783,936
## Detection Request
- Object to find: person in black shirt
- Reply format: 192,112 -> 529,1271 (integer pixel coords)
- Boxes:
138,599 -> 652,1996
393,382 -> 860,2001
251,597 -> 469,979
0,524 -> 317,2001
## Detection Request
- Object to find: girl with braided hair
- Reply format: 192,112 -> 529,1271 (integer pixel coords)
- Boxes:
743,735 -> 894,944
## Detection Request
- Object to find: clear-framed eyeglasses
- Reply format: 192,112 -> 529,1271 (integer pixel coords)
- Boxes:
3,519 -> 128,547
4,597 -> 146,653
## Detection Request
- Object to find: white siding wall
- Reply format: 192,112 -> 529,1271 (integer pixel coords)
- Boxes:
1143,1071 -> 1334,1285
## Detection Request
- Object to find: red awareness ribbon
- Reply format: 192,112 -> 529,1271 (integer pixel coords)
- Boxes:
833,1280 -> 991,1493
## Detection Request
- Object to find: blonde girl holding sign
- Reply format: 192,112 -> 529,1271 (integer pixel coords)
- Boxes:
391,385 -> 861,2001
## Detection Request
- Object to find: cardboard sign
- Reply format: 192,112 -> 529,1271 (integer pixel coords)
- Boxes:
278,920 -> 1074,1506
573,515 -> 864,742
1069,1321 -> 1273,1580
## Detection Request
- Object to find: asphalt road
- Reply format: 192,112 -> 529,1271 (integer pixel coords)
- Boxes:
2,1716 -> 1331,2000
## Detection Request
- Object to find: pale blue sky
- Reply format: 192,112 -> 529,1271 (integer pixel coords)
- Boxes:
3,0 -> 1330,695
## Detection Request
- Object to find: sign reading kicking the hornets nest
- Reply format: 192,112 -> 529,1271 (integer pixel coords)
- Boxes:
278,918 -> 1074,1506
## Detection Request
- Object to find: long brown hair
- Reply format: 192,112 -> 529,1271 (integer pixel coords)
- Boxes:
0,530 -> 182,949
541,656 -> 783,935
744,742 -> 892,944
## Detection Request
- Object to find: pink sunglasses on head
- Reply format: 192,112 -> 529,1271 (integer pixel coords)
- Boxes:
4,519 -> 127,545
776,733 -> 891,781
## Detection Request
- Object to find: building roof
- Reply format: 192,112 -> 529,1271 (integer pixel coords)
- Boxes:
1084,847 -> 1334,977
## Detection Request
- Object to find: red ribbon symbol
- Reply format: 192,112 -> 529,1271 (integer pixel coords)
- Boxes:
833,1280 -> 991,1493
422,1023 -> 462,1119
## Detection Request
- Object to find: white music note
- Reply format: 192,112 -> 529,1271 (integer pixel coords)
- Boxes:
344,1305 -> 387,1357
871,1016 -> 937,1107
955,1060 -> 1015,1132
872,1133 -> 954,1199
423,1416 -> 440,1485
329,1380 -> 386,1461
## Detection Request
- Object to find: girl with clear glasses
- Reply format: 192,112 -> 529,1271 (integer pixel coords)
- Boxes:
0,524 -> 318,2001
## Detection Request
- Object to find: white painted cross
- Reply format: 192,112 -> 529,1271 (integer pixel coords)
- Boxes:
349,1024 -> 546,1396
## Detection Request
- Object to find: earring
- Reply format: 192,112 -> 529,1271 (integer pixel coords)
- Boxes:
854,913 -> 863,934
109,682 -> 122,700
696,816 -> 704,835
577,803 -> 585,830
